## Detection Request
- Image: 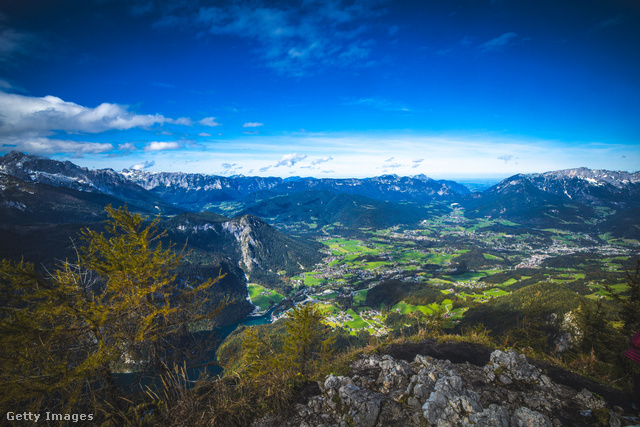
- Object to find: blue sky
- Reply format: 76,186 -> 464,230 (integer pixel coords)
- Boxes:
0,0 -> 638,179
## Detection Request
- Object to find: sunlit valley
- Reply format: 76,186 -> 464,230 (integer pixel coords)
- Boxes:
2,0 -> 640,424
1,151 -> 639,425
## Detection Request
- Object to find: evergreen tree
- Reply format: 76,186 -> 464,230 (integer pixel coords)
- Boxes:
604,259 -> 640,337
242,303 -> 334,380
0,205 -> 225,413
282,303 -> 335,378
574,300 -> 624,367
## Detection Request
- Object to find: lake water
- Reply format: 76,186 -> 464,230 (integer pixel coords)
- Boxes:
114,309 -> 273,391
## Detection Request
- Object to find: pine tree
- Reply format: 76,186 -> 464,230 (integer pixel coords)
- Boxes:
282,303 -> 335,378
604,259 -> 640,337
575,300 -> 618,357
241,303 -> 334,380
0,205 -> 225,412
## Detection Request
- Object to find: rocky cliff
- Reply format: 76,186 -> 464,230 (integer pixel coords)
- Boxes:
254,341 -> 633,427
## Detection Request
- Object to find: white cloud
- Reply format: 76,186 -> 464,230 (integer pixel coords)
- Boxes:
275,152 -> 307,167
0,136 -> 113,156
199,117 -> 221,127
220,162 -> 243,175
130,160 -> 156,170
0,91 -> 191,157
0,91 -> 169,137
198,132 -> 212,137
311,155 -> 333,165
243,122 -> 264,128
144,141 -> 180,151
498,154 -> 515,163
171,117 -> 193,126
62,131 -> 640,181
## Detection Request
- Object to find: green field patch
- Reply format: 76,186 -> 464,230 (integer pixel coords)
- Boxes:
460,292 -> 485,299
427,299 -> 452,314
342,254 -> 360,263
595,283 -> 629,296
423,253 -> 455,264
303,272 -> 324,286
345,317 -> 368,329
344,308 -> 368,328
324,238 -> 361,246
247,284 -> 284,310
317,303 -> 340,315
483,288 -> 509,298
557,273 -> 586,280
316,291 -> 337,300
362,261 -> 389,270
328,244 -> 350,253
500,278 -> 518,287
394,251 -> 429,261
443,272 -> 486,281
427,278 -> 454,285
450,307 -> 468,319
391,301 -> 433,315
353,289 -> 369,304
483,253 -> 501,260
542,228 -> 571,234
470,220 -> 494,229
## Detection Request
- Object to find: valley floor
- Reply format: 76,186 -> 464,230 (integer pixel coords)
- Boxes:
246,212 -> 639,338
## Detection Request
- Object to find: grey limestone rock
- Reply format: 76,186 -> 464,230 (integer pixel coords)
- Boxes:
483,350 -> 551,388
510,407 -> 552,427
468,404 -> 510,427
254,347 -> 622,427
339,383 -> 385,427
422,369 -> 483,426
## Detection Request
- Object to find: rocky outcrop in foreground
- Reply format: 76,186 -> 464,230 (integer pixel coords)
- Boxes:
255,348 -> 630,426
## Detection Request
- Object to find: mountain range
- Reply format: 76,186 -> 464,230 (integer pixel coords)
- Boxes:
460,168 -> 640,233
2,152 -> 639,233
1,151 -> 640,324
4,151 -> 637,228
120,168 -> 471,210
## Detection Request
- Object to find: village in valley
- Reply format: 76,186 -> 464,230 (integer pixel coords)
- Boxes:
246,208 -> 639,337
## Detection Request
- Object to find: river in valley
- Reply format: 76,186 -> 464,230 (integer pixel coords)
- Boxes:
114,309 -> 274,391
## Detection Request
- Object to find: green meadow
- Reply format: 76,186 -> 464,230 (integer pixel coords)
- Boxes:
247,284 -> 284,310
